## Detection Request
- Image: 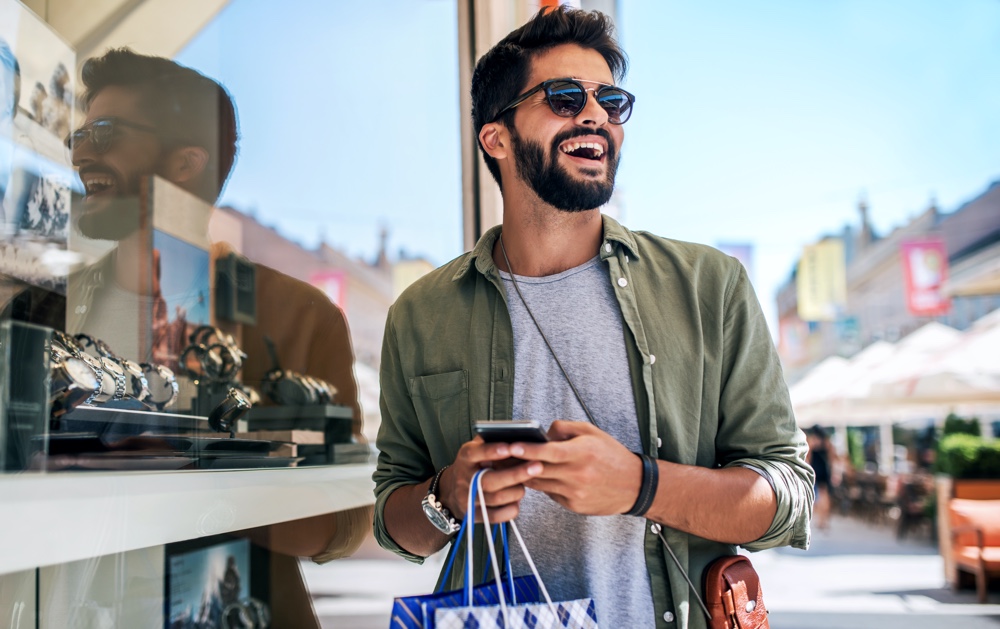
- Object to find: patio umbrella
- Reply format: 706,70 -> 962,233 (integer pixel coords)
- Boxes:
872,316 -> 1000,405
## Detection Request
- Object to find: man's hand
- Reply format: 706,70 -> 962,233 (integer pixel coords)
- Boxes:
513,420 -> 642,515
439,435 -> 543,523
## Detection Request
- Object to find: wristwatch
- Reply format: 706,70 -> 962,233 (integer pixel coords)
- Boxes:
119,358 -> 151,402
99,356 -> 128,401
208,387 -> 252,433
50,356 -> 101,417
77,351 -> 116,404
142,363 -> 179,410
421,465 -> 460,535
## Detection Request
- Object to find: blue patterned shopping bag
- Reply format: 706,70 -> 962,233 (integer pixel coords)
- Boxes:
390,479 -> 543,628
391,469 -> 599,629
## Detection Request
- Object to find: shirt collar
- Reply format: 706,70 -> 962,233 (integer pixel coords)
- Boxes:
451,213 -> 639,282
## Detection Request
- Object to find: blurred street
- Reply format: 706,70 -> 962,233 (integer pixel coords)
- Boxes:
303,514 -> 1000,629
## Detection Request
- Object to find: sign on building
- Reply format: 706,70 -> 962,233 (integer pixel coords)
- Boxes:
901,238 -> 951,316
796,239 -> 847,322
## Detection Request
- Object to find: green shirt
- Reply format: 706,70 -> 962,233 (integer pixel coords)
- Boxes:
374,215 -> 814,629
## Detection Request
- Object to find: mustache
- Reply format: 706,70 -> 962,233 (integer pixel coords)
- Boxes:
551,127 -> 615,157
77,165 -> 118,179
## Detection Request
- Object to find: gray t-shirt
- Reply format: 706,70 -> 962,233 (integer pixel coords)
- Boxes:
500,256 -> 655,628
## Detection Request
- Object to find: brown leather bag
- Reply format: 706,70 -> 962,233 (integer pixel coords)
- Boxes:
703,555 -> 770,629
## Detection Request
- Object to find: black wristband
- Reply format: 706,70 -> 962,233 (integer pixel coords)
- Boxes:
625,453 -> 659,517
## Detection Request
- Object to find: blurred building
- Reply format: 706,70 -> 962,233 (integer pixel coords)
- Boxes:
778,180 -> 1000,383
210,206 -> 395,367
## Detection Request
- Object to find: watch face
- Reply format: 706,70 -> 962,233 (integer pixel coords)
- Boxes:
100,357 -> 125,376
64,357 -> 101,390
421,497 -> 458,534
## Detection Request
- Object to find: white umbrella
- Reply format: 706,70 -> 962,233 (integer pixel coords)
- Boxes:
794,324 -> 962,426
873,319 -> 1000,404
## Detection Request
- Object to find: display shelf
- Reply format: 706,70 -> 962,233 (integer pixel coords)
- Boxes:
0,463 -> 375,576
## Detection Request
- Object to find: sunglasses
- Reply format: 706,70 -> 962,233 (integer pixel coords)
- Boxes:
492,78 -> 635,124
66,117 -> 158,154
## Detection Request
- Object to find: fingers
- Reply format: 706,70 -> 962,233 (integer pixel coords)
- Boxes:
479,460 -> 542,493
547,419 -> 599,440
458,435 -> 519,466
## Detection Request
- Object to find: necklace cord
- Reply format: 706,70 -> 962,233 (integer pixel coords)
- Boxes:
498,234 -> 597,427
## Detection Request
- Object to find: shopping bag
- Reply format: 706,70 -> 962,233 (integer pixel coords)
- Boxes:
433,469 -> 599,629
390,477 -> 543,628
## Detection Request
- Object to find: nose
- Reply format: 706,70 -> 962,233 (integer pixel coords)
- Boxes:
575,87 -> 610,127
71,137 -> 96,168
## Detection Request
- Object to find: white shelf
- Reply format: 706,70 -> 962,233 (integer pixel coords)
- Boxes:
0,464 -> 376,575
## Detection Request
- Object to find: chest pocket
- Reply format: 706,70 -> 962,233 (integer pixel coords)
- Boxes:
408,370 -> 470,456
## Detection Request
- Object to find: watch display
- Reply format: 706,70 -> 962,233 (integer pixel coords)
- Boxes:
49,356 -> 101,418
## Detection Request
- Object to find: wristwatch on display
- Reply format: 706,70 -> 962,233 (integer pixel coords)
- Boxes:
77,351 -> 116,404
208,387 -> 252,433
142,363 -> 179,410
119,358 -> 151,402
49,355 -> 101,417
421,465 -> 460,535
98,356 -> 128,401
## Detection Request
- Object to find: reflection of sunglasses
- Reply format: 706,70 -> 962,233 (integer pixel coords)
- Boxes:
492,78 -> 635,124
65,117 -> 158,154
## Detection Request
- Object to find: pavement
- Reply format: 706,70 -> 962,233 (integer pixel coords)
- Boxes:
301,514 -> 1000,629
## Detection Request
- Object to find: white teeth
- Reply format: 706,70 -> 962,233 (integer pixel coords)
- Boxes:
561,141 -> 604,157
82,175 -> 115,193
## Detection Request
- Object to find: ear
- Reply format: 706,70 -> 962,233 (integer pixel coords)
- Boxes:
161,146 -> 210,186
478,122 -> 508,161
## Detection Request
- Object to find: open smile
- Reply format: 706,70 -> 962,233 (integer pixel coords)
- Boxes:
80,172 -> 118,197
560,140 -> 605,161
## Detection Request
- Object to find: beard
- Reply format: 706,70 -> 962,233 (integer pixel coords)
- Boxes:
509,125 -> 619,212
76,168 -> 148,241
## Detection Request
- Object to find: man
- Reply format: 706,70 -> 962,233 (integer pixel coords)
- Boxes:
374,8 -> 813,628
68,48 -> 369,562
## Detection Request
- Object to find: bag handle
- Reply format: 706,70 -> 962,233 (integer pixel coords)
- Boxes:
464,469 -> 558,621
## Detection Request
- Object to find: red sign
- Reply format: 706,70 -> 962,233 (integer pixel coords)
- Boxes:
901,239 -> 951,316
310,270 -> 346,309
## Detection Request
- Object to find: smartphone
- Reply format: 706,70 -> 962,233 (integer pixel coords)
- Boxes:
475,419 -> 549,443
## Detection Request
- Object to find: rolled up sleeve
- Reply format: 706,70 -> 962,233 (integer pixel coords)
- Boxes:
717,263 -> 814,551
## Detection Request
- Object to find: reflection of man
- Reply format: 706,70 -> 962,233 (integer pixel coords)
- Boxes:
218,554 -> 241,606
69,48 -> 371,561
374,8 -> 813,628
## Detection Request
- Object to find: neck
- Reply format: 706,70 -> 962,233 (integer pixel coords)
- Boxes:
493,195 -> 603,277
113,231 -> 151,294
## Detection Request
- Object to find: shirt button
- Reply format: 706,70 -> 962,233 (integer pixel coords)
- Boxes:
663,611 -> 675,623
650,354 -> 656,365
656,437 -> 662,448
650,523 -> 661,535
604,243 -> 612,253
617,277 -> 628,288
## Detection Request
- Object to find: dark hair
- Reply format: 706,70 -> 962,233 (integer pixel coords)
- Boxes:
0,37 -> 20,118
470,7 -> 628,187
810,425 -> 827,440
81,48 -> 238,203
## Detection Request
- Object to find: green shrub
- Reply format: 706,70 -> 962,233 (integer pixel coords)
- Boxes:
847,427 -> 865,471
943,413 -> 981,437
938,433 -> 1000,479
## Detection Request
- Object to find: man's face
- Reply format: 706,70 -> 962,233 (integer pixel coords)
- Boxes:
71,85 -> 165,200
505,43 -> 625,212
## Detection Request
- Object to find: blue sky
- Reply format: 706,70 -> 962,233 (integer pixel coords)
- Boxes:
178,0 -> 1000,331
